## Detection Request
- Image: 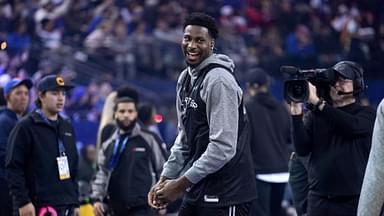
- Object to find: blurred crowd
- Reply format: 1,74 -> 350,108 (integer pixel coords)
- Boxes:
1,0 -> 384,81
1,1 -> 383,214
0,0 -> 384,141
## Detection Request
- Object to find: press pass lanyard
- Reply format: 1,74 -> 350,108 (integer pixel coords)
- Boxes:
108,135 -> 129,170
36,109 -> 70,180
36,109 -> 66,156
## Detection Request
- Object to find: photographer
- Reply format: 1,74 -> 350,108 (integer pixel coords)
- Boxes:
289,61 -> 376,215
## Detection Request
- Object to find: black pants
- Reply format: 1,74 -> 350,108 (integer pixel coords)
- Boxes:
250,179 -> 286,216
307,192 -> 359,216
178,201 -> 251,216
0,177 -> 13,216
109,202 -> 154,216
288,152 -> 309,216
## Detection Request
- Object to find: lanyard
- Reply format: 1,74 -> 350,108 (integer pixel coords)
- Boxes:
108,135 -> 129,170
36,109 -> 66,156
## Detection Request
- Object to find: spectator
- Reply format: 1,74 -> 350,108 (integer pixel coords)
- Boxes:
37,18 -> 62,50
245,69 -> 291,216
78,144 -> 97,202
97,84 -> 139,148
285,24 -> 317,67
91,97 -> 165,216
138,103 -> 162,138
288,152 -> 309,216
6,19 -> 31,56
34,0 -> 72,25
0,78 -> 32,216
6,75 -> 79,215
84,20 -> 114,52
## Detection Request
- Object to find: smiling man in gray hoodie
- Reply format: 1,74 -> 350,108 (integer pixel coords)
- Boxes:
147,12 -> 257,216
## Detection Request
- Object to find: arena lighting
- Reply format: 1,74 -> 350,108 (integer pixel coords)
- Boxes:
0,41 -> 7,50
154,114 -> 163,123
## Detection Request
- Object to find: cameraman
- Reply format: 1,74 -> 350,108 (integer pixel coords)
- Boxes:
289,61 -> 376,215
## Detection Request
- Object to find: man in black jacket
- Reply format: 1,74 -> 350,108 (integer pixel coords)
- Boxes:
91,97 -> 165,216
289,61 -> 376,215
6,75 -> 79,216
245,69 -> 291,216
0,78 -> 32,216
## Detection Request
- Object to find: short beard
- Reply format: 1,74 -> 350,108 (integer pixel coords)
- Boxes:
116,119 -> 136,133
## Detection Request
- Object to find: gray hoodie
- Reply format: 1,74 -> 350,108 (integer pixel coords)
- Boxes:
161,53 -> 243,184
358,99 -> 384,216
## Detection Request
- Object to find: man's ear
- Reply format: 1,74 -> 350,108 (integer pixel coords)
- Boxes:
211,39 -> 215,50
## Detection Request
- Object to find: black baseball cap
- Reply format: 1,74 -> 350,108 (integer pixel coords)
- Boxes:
246,68 -> 269,86
37,75 -> 74,92
332,61 -> 363,80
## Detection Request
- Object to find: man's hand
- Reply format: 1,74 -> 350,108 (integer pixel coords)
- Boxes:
93,202 -> 105,216
289,102 -> 303,115
308,82 -> 320,105
156,176 -> 192,204
148,177 -> 168,209
19,202 -> 35,216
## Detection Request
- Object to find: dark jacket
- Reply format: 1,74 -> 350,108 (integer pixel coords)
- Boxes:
100,122 -> 168,159
91,123 -> 165,207
245,92 -> 291,174
292,102 -> 376,196
0,108 -> 18,178
5,110 -> 79,208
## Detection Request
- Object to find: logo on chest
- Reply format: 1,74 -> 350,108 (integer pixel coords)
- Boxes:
182,97 -> 198,110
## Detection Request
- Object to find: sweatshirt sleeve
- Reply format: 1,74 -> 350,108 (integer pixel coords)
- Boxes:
5,123 -> 32,208
320,104 -> 376,136
183,68 -> 241,184
91,141 -> 110,202
291,113 -> 313,156
357,99 -> 384,216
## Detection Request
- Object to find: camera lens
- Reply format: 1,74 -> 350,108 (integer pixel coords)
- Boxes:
290,83 -> 305,98
284,80 -> 308,102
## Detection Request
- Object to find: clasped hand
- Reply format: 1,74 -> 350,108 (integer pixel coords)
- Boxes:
148,176 -> 191,210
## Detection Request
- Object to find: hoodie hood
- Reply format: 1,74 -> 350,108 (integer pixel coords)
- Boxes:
189,54 -> 235,79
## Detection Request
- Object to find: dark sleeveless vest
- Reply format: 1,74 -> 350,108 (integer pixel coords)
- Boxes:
179,63 -> 257,207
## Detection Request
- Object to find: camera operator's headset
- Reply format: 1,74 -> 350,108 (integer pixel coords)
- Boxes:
332,61 -> 365,94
